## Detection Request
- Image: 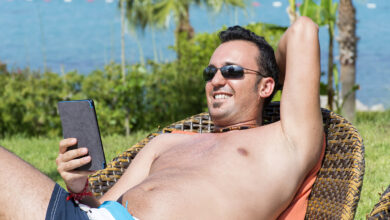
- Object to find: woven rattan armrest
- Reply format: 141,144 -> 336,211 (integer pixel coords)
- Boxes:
367,185 -> 390,219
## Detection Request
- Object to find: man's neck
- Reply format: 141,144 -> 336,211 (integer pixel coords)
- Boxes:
213,118 -> 262,133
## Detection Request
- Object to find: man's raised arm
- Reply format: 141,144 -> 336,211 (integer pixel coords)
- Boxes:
276,17 -> 323,158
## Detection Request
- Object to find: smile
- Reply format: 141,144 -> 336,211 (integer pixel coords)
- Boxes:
213,94 -> 232,99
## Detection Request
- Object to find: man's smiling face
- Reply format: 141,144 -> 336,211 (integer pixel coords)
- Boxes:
205,40 -> 263,127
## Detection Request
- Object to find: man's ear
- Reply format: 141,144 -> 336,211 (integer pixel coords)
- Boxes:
257,77 -> 275,100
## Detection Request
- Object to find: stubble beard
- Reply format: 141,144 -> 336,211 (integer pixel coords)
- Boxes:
209,101 -> 231,126
212,102 -> 222,108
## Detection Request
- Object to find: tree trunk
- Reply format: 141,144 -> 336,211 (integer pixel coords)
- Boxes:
175,4 -> 194,59
327,29 -> 334,110
121,0 -> 130,136
151,24 -> 159,63
125,113 -> 130,137
177,5 -> 194,39
120,0 -> 126,82
337,0 -> 358,121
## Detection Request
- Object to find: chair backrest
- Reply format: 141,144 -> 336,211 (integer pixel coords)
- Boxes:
89,102 -> 365,219
367,185 -> 390,219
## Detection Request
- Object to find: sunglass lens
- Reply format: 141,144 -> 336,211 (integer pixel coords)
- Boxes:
221,65 -> 244,78
203,66 -> 217,81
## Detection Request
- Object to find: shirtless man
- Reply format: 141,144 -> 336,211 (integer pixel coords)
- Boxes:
0,16 -> 322,220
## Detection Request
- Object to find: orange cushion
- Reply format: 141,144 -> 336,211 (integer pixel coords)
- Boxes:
277,135 -> 326,220
171,130 -> 197,135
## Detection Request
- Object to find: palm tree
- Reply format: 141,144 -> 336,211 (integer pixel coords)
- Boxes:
119,0 -> 131,136
337,0 -> 358,121
123,0 -> 152,63
120,0 -> 126,82
124,0 -> 247,58
322,0 -> 338,111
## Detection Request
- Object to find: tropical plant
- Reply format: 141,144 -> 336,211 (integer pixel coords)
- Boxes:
123,0 -> 247,58
81,63 -> 148,135
337,0 -> 358,121
300,0 -> 338,110
123,0 -> 153,64
287,0 -> 298,24
332,64 -> 358,115
0,70 -> 65,137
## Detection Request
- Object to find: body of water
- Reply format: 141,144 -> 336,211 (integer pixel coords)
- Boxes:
0,0 -> 389,108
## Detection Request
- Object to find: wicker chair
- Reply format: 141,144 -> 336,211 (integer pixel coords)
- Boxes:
89,102 -> 365,219
367,185 -> 390,219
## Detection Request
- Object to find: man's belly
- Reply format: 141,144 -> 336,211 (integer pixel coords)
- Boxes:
122,167 -> 264,220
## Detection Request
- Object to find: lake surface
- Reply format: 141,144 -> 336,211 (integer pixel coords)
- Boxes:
0,0 -> 389,108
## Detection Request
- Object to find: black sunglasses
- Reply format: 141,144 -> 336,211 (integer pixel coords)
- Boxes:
203,64 -> 267,81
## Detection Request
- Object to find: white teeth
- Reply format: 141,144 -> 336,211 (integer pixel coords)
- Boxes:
214,94 -> 230,99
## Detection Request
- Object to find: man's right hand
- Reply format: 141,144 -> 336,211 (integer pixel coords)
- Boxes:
56,138 -> 94,193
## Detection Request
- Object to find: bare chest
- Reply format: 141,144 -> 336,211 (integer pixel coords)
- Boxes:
149,133 -> 264,177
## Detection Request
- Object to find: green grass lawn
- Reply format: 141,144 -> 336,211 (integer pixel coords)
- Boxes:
0,131 -> 150,189
354,110 -> 390,219
0,111 -> 389,219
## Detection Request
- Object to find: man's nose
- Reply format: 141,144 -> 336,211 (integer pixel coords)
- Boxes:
210,70 -> 226,86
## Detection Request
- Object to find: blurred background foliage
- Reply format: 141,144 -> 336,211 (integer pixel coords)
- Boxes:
0,22 -> 285,138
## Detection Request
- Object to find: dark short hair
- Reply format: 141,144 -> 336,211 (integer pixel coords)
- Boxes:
218,25 -> 279,107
